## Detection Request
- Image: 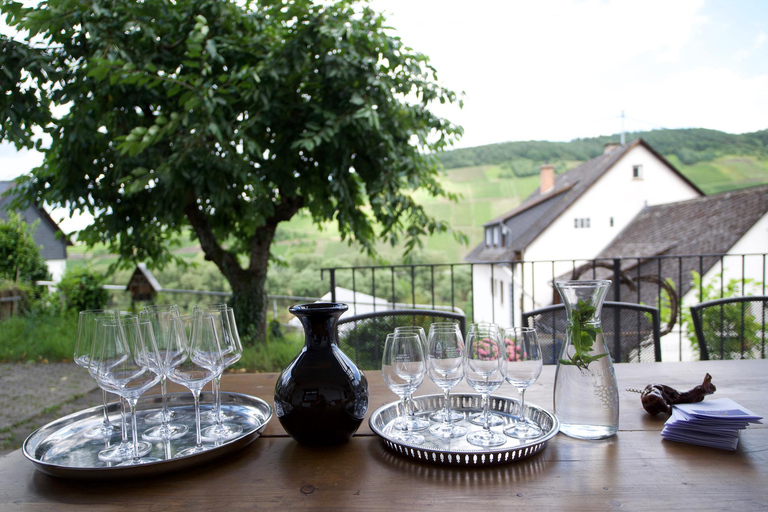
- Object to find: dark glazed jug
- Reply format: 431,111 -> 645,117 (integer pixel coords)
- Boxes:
274,303 -> 368,446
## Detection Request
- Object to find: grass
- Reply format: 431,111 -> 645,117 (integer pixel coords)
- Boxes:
0,314 -> 79,363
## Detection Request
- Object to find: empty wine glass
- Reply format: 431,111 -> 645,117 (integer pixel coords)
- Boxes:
503,327 -> 543,439
393,326 -> 430,432
427,325 -> 467,439
467,322 -> 506,427
93,315 -> 162,465
427,322 -> 465,423
74,309 -> 120,439
199,306 -> 243,442
196,305 -> 237,424
93,316 -> 153,463
140,304 -> 189,441
168,314 -> 219,457
382,332 -> 426,445
464,326 -> 507,448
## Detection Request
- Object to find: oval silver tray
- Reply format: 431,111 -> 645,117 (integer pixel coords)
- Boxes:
369,393 -> 559,467
23,391 -> 272,479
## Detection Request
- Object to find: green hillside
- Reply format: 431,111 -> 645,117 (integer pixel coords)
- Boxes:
66,127 -> 768,300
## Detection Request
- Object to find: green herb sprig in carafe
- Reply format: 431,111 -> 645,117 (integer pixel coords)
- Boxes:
559,298 -> 607,371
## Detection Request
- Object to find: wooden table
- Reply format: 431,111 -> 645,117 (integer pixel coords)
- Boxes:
1,360 -> 766,511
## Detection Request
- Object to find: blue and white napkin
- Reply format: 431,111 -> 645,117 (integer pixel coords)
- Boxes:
661,397 -> 762,451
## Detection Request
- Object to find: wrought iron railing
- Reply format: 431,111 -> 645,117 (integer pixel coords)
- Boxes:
321,253 -> 768,362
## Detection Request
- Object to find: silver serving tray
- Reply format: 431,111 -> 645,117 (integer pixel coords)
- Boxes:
23,392 -> 272,479
369,393 -> 559,467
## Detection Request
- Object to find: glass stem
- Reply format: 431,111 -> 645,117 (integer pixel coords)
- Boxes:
128,398 -> 140,464
518,388 -> 528,431
442,388 -> 452,426
120,397 -> 128,444
482,392 -> 491,432
101,389 -> 112,428
400,395 -> 409,433
159,375 -> 169,424
214,374 -> 222,426
192,389 -> 203,449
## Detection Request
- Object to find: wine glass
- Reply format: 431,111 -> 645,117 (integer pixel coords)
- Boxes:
467,322 -> 506,427
382,332 -> 426,445
199,306 -> 244,442
464,326 -> 507,447
168,314 -> 219,457
427,325 -> 467,439
92,315 -> 153,463
74,309 -> 120,439
140,304 -> 189,441
426,322 -> 465,423
196,305 -> 238,424
93,315 -> 162,465
502,327 -> 543,439
393,326 -> 430,432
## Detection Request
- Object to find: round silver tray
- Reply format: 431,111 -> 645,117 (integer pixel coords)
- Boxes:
23,392 -> 272,479
369,393 -> 559,467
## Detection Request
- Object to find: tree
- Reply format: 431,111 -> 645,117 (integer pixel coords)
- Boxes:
0,0 -> 464,342
0,211 -> 50,284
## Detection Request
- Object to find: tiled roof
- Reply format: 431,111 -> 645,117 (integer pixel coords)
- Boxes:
465,138 -> 700,262
600,184 -> 768,259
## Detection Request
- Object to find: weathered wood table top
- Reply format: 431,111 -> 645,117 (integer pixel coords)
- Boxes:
1,359 -> 766,511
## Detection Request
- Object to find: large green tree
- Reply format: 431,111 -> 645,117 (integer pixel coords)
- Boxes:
0,0 -> 463,342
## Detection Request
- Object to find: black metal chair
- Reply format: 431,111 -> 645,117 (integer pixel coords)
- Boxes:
337,309 -> 466,370
690,296 -> 768,360
522,301 -> 662,364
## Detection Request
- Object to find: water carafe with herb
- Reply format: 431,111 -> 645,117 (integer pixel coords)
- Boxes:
553,280 -> 619,439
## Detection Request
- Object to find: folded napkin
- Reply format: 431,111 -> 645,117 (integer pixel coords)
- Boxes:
661,397 -> 763,451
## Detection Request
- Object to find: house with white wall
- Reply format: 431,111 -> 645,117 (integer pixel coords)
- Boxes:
464,139 -> 703,328
596,184 -> 768,361
0,181 -> 69,282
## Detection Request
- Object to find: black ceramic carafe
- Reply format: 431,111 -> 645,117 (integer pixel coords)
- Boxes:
274,303 -> 369,446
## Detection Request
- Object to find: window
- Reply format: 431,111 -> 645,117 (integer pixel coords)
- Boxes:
485,228 -> 492,247
610,217 -> 614,227
499,280 -> 504,305
574,217 -> 591,228
633,165 -> 643,179
493,227 -> 499,246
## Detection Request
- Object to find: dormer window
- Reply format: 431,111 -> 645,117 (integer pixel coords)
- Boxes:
485,228 -> 493,247
633,165 -> 643,179
493,226 -> 500,246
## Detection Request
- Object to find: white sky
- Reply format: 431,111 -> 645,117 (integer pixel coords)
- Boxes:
2,0 -> 767,232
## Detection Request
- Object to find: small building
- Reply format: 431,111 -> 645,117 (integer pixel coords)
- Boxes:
126,263 -> 162,302
0,181 -> 69,281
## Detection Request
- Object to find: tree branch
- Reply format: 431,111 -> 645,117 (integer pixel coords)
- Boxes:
183,198 -> 244,282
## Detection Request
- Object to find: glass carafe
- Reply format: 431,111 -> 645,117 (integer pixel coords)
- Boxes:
553,280 -> 619,439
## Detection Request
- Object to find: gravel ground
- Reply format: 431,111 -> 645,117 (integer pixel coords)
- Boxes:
0,362 -> 101,456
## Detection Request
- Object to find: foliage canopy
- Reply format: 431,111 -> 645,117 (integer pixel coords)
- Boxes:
0,0 -> 464,340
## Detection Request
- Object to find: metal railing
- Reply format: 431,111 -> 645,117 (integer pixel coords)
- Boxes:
321,253 -> 768,361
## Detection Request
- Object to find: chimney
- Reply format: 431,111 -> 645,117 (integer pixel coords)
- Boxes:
603,142 -> 620,154
540,164 -> 555,194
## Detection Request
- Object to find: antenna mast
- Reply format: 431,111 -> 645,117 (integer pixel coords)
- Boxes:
620,110 -> 626,145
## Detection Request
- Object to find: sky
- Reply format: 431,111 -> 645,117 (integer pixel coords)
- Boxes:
1,0 -> 767,232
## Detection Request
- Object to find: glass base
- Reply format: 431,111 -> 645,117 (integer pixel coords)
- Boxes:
503,420 -> 543,439
200,408 -> 235,424
429,408 -> 464,423
98,441 -> 151,462
389,430 -> 425,445
429,422 -> 467,439
117,456 -> 161,466
393,416 -> 430,432
176,445 -> 211,458
468,411 -> 505,427
200,423 -> 243,442
466,428 -> 506,447
83,422 -> 120,440
142,422 -> 189,441
144,408 -> 186,425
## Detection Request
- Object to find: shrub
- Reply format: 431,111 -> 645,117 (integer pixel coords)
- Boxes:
0,211 -> 50,284
58,267 -> 110,311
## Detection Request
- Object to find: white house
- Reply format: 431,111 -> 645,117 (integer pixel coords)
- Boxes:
464,139 -> 703,328
596,184 -> 768,361
0,181 -> 69,282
